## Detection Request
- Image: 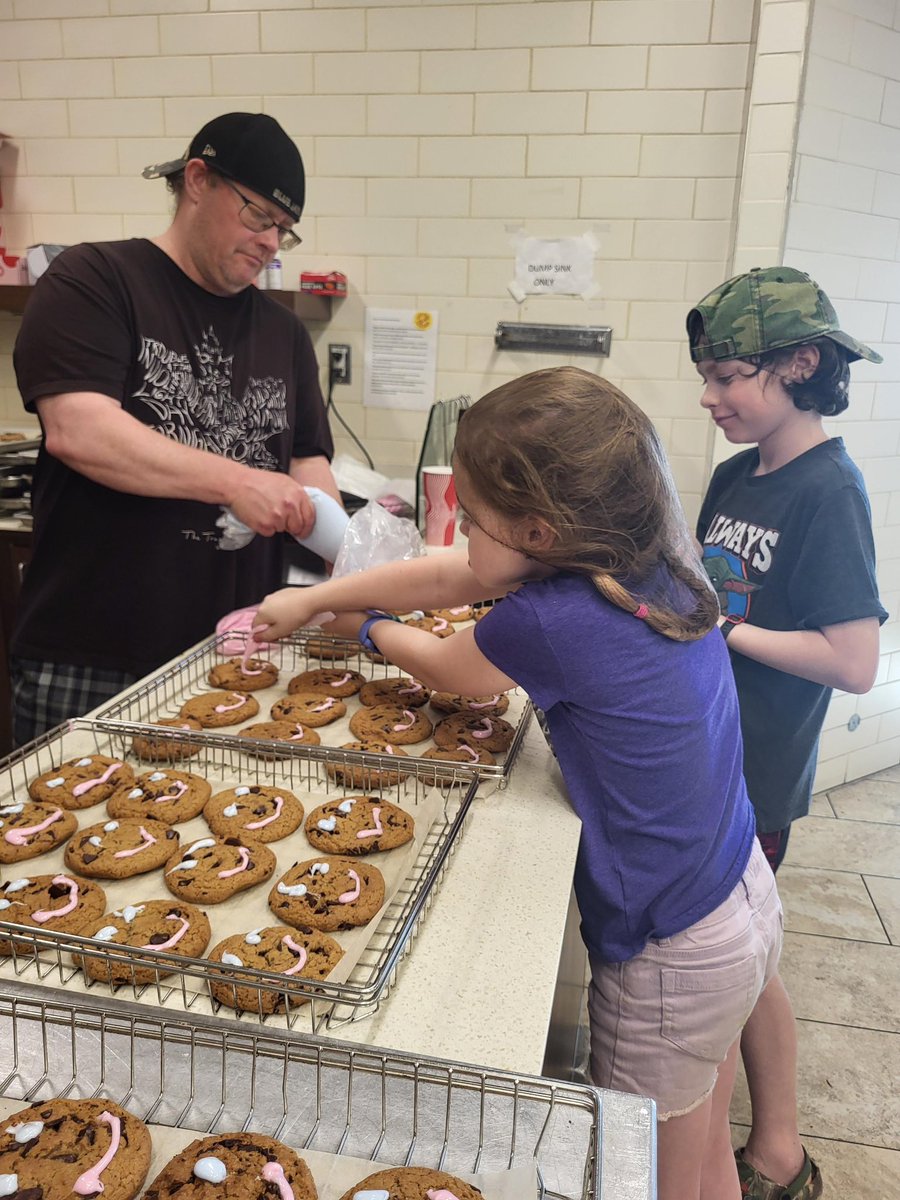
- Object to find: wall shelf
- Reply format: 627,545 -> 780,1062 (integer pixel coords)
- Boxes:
0,284 -> 332,321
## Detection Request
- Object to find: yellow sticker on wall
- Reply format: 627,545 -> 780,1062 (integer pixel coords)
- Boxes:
413,311 -> 432,331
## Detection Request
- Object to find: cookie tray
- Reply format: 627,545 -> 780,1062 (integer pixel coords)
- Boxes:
0,718 -> 477,1033
0,977 -> 657,1200
89,629 -> 534,789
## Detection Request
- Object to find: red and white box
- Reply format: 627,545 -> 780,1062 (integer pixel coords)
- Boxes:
300,270 -> 347,297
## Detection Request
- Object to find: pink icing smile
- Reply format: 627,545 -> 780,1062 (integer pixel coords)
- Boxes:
289,725 -> 308,741
426,1191 -> 461,1200
311,697 -> 336,713
31,874 -> 80,922
113,826 -> 157,859
398,680 -> 423,696
357,807 -> 383,840
141,913 -> 190,952
245,795 -> 284,830
239,658 -> 265,676
156,780 -> 188,803
73,1112 -> 121,1196
72,762 -> 123,798
218,846 -> 251,877
338,870 -> 361,904
458,745 -> 480,761
214,693 -> 248,713
260,1162 -> 294,1200
331,673 -> 353,687
469,695 -> 501,709
432,618 -> 449,632
281,935 -> 308,975
392,709 -> 417,732
5,807 -> 64,846
471,718 -> 494,740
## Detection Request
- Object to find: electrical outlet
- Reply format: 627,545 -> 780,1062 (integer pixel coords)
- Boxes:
328,343 -> 351,384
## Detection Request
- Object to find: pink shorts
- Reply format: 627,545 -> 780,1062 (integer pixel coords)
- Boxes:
588,838 -> 783,1120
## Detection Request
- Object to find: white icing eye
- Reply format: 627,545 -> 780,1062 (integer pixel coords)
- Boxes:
94,926 -> 118,942
46,778 -> 65,788
75,758 -> 93,767
235,786 -> 251,796
277,882 -> 307,897
337,799 -> 355,814
148,772 -> 165,782
317,817 -> 337,832
6,878 -> 31,892
309,863 -> 330,876
220,953 -> 243,968
103,821 -> 119,832
88,836 -> 102,847
5,1121 -> 44,1144
0,1173 -> 19,1197
352,1191 -> 391,1200
128,788 -> 143,799
121,905 -> 144,923
0,803 -> 24,815
223,804 -> 239,818
244,928 -> 263,945
185,838 -> 216,855
193,1157 -> 228,1184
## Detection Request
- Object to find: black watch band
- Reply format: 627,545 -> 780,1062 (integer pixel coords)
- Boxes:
720,614 -> 744,641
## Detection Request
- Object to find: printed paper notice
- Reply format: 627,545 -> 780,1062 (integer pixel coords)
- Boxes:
363,308 -> 438,411
511,234 -> 596,298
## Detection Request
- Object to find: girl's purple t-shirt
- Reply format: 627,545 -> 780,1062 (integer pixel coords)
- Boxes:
475,573 -> 754,963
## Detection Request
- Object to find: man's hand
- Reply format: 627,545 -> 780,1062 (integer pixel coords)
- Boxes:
229,468 -> 316,538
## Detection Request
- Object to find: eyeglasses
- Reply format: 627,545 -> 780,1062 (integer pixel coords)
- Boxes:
221,178 -> 302,251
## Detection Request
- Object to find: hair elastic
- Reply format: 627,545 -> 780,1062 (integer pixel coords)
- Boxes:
633,604 -> 649,620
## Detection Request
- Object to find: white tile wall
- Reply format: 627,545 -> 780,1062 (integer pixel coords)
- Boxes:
2,0 -> 896,780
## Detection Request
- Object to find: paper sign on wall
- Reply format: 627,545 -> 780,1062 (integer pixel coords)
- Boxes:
363,308 -> 439,411
510,234 -> 597,300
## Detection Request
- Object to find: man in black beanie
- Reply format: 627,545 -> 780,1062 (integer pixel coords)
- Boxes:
11,113 -> 339,744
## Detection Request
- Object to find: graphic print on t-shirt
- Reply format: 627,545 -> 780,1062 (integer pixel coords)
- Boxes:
700,509 -> 782,618
134,327 -> 288,469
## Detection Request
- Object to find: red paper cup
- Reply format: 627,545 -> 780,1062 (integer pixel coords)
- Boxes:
422,466 -> 458,547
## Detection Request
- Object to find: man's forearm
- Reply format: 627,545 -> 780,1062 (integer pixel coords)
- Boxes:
290,454 -> 342,505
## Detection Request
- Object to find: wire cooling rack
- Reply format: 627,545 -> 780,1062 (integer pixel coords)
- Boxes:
0,980 -> 659,1200
0,718 -> 476,1032
89,630 -> 533,788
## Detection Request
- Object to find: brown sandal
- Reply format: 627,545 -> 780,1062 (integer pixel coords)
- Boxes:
735,1147 -> 823,1199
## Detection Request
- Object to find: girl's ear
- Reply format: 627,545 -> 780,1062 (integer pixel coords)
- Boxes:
518,517 -> 557,552
790,343 -> 820,382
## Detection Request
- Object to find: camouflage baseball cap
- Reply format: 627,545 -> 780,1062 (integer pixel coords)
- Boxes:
688,266 -> 882,364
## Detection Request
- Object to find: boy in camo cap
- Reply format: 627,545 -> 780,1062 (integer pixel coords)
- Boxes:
691,267 -> 886,1200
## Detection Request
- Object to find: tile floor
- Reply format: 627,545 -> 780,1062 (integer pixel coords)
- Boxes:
729,764 -> 900,1198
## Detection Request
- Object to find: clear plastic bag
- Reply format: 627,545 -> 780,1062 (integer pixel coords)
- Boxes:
332,499 -> 424,576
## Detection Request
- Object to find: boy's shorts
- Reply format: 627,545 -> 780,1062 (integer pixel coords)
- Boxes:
588,837 -> 782,1120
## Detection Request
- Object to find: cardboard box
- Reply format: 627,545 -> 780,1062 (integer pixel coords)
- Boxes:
26,243 -> 68,284
300,270 -> 347,297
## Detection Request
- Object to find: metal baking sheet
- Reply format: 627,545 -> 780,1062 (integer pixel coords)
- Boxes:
0,719 -> 477,1033
91,629 -> 533,788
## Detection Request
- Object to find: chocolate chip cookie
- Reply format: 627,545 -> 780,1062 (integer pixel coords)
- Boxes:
29,755 -> 135,810
420,745 -> 496,783
305,796 -> 414,856
324,740 -> 409,789
163,835 -> 276,904
0,798 -> 77,864
74,899 -> 212,984
358,677 -> 431,708
204,785 -> 304,844
0,872 -> 107,950
207,657 -> 280,691
350,703 -> 433,745
64,817 -> 179,879
237,721 -> 322,752
179,691 -> 260,728
287,667 -> 365,697
208,924 -> 344,1013
304,635 -> 352,661
404,615 -> 456,638
0,1097 -> 152,1200
131,717 -> 203,763
107,769 -> 211,825
433,712 -> 515,753
337,1165 -> 484,1200
269,856 -> 385,932
142,1133 -> 316,1200
429,690 -> 510,717
269,692 -> 346,727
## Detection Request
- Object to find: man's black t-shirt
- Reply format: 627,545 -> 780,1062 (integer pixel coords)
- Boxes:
696,438 -> 887,831
12,238 -> 334,675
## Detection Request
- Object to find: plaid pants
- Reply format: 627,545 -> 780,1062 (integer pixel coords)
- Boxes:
11,657 -> 140,748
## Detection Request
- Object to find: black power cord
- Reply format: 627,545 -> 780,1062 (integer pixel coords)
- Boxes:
326,368 -> 375,471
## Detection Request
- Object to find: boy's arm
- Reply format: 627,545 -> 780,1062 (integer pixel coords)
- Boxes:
254,551 -> 505,641
720,616 -> 880,694
326,612 -> 517,695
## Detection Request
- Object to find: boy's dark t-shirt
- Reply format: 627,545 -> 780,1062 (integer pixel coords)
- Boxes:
697,438 -> 887,832
12,239 -> 333,675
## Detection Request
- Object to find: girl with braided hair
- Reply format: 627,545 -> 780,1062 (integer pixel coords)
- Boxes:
255,365 -> 782,1200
